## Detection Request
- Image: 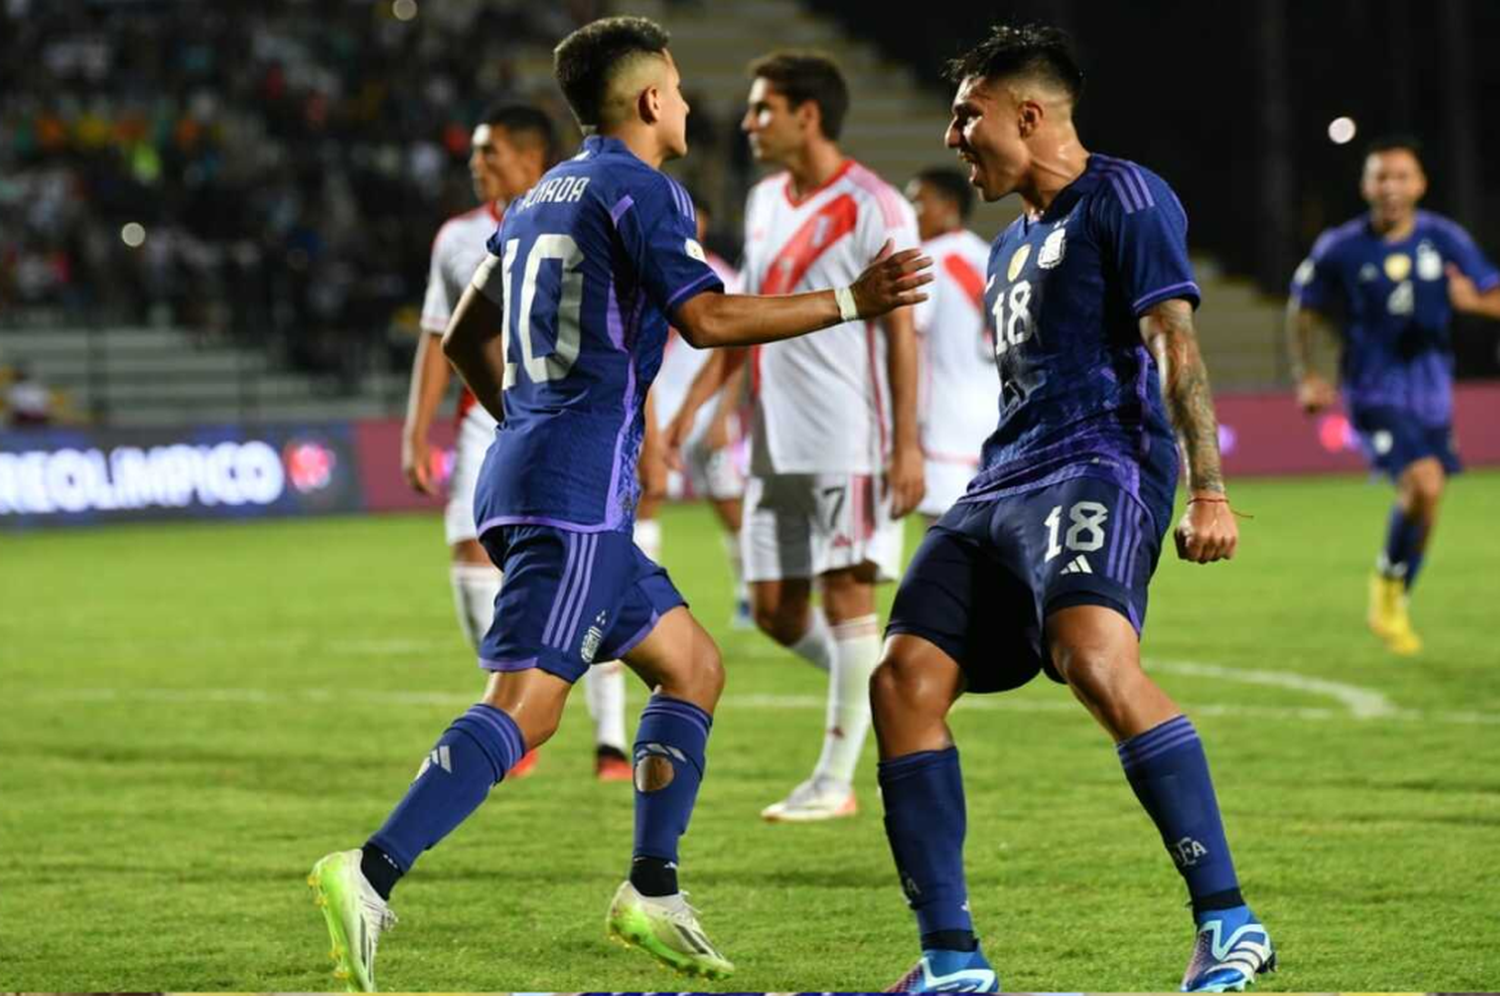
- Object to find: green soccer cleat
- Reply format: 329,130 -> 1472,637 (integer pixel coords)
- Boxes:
605,880 -> 735,980
308,850 -> 398,992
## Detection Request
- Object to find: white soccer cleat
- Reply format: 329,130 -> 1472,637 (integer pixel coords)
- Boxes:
308,850 -> 399,992
760,776 -> 858,823
605,880 -> 735,979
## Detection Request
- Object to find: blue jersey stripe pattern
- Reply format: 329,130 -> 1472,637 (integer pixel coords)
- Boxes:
959,153 -> 1195,532
472,136 -> 724,532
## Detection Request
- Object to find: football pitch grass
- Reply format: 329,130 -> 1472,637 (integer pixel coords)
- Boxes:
2,471 -> 1498,992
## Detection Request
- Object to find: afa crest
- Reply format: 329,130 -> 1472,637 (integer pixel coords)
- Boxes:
1038,226 -> 1067,269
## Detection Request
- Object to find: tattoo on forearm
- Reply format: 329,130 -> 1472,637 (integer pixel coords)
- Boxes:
1147,303 -> 1225,493
1288,306 -> 1334,380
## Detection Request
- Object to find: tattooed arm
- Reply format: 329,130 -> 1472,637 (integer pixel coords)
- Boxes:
1285,300 -> 1340,413
1139,298 -> 1237,563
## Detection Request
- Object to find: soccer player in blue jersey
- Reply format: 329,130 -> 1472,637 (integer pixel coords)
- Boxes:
871,24 -> 1275,994
1288,137 -> 1500,655
306,16 -> 931,992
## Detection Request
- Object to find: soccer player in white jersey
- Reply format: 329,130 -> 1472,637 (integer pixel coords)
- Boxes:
670,52 -> 926,822
646,192 -> 753,625
400,103 -> 631,781
906,166 -> 996,523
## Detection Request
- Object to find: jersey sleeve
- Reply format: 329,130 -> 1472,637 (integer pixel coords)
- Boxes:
1435,218 -> 1500,292
1289,228 -> 1343,312
619,174 -> 724,315
419,226 -> 461,334
1095,166 -> 1201,316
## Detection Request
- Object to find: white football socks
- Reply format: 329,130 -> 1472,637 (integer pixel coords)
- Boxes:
585,661 -> 629,753
722,530 -> 748,602
787,606 -> 836,672
449,562 -> 501,652
812,614 -> 881,786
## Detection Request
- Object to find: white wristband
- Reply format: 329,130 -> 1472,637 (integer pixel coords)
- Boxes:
834,284 -> 860,323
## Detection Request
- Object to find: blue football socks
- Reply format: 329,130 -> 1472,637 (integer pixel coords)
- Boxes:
1380,504 -> 1427,591
879,747 -> 976,949
364,703 -> 526,893
1118,715 -> 1243,915
630,695 -> 712,897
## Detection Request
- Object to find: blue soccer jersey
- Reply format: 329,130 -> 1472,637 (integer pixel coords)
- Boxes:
961,153 -> 1196,523
1290,210 -> 1499,426
472,135 -> 723,533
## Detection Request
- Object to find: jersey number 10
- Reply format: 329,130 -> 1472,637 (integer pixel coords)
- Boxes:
499,234 -> 585,390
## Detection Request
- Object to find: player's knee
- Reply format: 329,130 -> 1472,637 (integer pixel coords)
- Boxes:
754,601 -> 806,646
869,653 -> 940,716
508,709 -> 560,751
692,642 -> 726,703
1401,461 -> 1445,512
1053,644 -> 1127,714
1411,472 -> 1444,511
869,658 -> 905,713
658,640 -> 724,708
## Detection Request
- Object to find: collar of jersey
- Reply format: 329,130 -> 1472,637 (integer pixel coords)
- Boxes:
580,134 -> 638,161
1021,153 -> 1108,232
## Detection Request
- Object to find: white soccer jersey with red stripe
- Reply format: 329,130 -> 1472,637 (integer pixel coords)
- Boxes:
918,228 -> 996,468
740,160 -> 921,475
420,201 -> 503,422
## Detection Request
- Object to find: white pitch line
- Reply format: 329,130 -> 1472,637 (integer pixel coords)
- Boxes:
739,647 -> 1404,720
1145,658 -> 1398,719
15,682 -> 1499,726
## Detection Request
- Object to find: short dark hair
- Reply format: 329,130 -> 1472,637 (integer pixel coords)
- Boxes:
914,166 -> 975,221
747,50 -> 850,141
553,16 -> 670,129
479,102 -> 558,163
1365,134 -> 1425,168
945,22 -> 1085,105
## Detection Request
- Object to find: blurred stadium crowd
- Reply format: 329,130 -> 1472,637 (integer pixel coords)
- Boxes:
0,0 -> 620,376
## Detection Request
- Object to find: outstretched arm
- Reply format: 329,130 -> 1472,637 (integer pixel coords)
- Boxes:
1139,298 -> 1237,563
1285,298 -> 1340,413
673,241 -> 931,348
1446,263 -> 1500,319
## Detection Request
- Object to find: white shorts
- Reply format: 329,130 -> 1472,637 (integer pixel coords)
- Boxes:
682,436 -> 746,502
917,458 -> 980,519
742,472 -> 904,583
444,405 -> 499,546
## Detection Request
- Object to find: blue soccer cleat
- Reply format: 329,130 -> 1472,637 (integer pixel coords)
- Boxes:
1180,905 -> 1276,992
885,946 -> 1000,992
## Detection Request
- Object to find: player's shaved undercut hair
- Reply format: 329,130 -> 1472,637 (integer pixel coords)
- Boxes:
480,103 -> 559,164
554,16 -> 671,130
946,22 -> 1085,105
915,166 -> 975,221
747,50 -> 850,141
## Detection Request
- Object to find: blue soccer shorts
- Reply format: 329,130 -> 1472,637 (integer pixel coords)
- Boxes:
476,524 -> 686,683
1349,405 -> 1463,481
886,475 -> 1169,693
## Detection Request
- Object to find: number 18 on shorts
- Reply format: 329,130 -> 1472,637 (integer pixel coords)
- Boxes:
887,475 -> 1168,693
